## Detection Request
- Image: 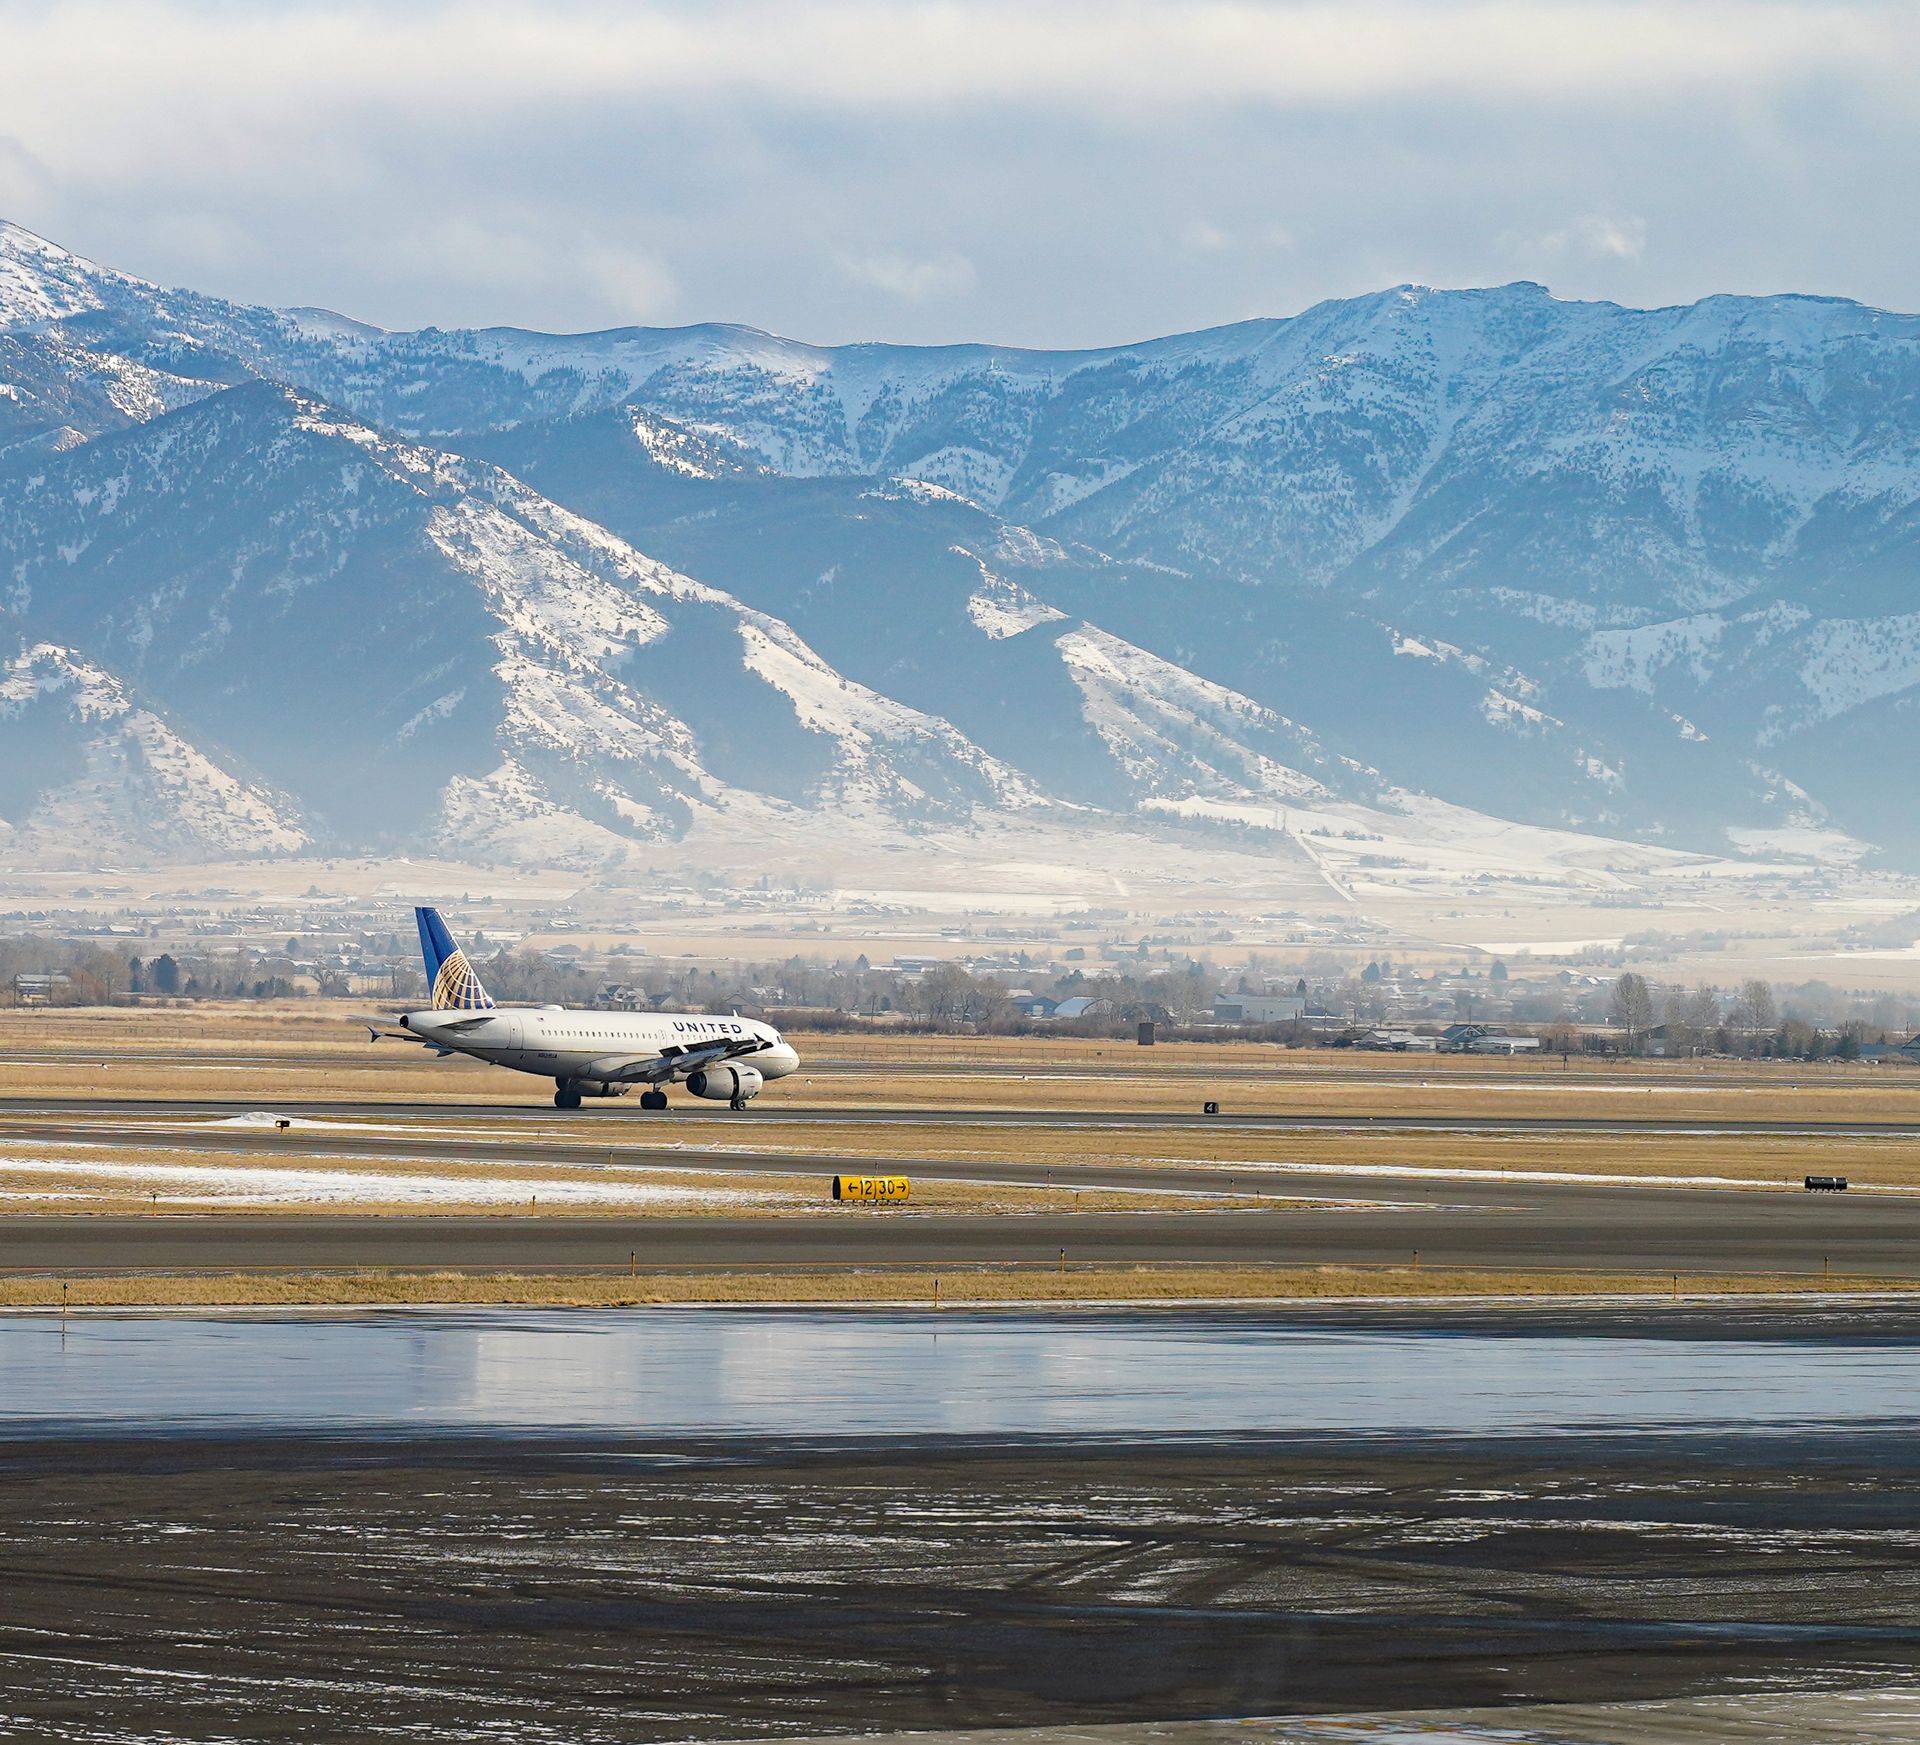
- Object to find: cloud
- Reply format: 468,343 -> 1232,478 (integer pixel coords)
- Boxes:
836,249 -> 977,302
1179,218 -> 1297,257
1182,219 -> 1234,255
0,136 -> 52,224
574,243 -> 679,326
0,1 -> 1909,121
1579,216 -> 1649,263
375,221 -> 677,324
0,1 -> 1916,343
1504,213 -> 1650,267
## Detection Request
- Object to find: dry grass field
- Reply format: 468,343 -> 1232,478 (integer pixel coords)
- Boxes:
706,1120 -> 1920,1188
0,1008 -> 1906,1301
0,1006 -> 1916,1204
0,1134 -> 1266,1218
5,1263 -> 1916,1310
3,1003 -> 1918,1121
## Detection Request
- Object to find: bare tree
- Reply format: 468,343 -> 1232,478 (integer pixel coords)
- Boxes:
911,964 -> 1007,1030
1728,978 -> 1777,1050
1663,984 -> 1720,1057
1543,1021 -> 1583,1056
1609,972 -> 1653,1052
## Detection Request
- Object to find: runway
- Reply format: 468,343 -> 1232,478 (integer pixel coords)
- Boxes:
2,1174 -> 1911,1278
3,1093 -> 1918,1137
0,1078 -> 1913,1278
0,1107 -> 1841,1206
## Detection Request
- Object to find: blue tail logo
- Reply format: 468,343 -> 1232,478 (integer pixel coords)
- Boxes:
416,906 -> 494,1011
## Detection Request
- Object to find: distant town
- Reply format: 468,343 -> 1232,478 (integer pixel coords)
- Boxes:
0,888 -> 1912,1061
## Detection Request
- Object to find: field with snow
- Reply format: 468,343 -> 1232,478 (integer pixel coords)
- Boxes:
9,785 -> 1920,995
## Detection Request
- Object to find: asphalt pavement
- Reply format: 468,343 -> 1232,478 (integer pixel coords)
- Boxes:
0,1085 -> 1913,1280
0,1180 -> 1910,1279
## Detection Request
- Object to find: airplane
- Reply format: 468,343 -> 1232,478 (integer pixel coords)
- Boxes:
359,907 -> 800,1110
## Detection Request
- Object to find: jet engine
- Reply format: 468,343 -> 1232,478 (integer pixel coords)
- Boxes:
686,1063 -> 764,1105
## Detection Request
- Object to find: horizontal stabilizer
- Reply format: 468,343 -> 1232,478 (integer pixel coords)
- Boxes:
351,1012 -> 412,1041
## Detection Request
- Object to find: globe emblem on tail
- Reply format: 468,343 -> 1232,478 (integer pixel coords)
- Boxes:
431,949 -> 492,1011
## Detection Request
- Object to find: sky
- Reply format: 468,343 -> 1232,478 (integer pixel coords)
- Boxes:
1,0 -> 1917,346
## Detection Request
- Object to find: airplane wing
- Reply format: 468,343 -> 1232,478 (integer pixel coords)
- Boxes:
584,1035 -> 768,1085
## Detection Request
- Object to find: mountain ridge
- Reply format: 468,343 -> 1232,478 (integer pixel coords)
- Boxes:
0,220 -> 1907,867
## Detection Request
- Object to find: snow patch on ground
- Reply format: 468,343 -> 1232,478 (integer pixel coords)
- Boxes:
964,564 -> 1069,640
1583,613 -> 1727,693
1057,626 -> 1335,803
1791,612 -> 1920,723
0,1156 -> 775,1208
737,618 -> 1047,811
0,222 -> 132,329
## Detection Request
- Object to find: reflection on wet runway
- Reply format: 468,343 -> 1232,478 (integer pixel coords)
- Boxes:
5,1307 -> 1920,1438
775,1685 -> 1920,1744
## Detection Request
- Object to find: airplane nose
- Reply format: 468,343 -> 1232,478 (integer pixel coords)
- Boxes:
763,1043 -> 801,1078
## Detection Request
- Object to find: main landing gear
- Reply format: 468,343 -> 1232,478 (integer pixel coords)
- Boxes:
553,1081 -> 675,1112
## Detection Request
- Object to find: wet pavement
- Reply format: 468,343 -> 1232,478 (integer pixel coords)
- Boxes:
2,1307 -> 1918,1741
6,1304 -> 1920,1439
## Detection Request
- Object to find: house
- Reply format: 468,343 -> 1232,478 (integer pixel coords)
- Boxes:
1212,993 -> 1307,1024
1442,1022 -> 1541,1054
1052,996 -> 1110,1021
1353,1027 -> 1436,1052
1643,1024 -> 1707,1058
1465,1033 -> 1542,1054
1009,994 -> 1059,1020
11,972 -> 68,1007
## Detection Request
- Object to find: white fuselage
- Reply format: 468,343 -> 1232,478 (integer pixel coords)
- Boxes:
402,1006 -> 800,1086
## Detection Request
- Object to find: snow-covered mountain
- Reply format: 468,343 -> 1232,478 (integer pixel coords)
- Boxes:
458,404 -> 1776,847
0,380 -> 1045,864
0,219 -> 1908,863
0,641 -> 306,862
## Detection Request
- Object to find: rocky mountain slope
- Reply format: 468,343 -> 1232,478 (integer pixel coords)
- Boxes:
0,640 -> 306,863
0,220 -> 1908,864
0,379 -> 1060,864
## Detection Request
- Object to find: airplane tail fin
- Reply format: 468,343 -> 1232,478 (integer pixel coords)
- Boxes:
416,906 -> 495,1011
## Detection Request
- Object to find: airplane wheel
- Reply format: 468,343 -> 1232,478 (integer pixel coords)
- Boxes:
640,1090 -> 668,1111
729,1096 -> 747,1112
554,1082 -> 583,1110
